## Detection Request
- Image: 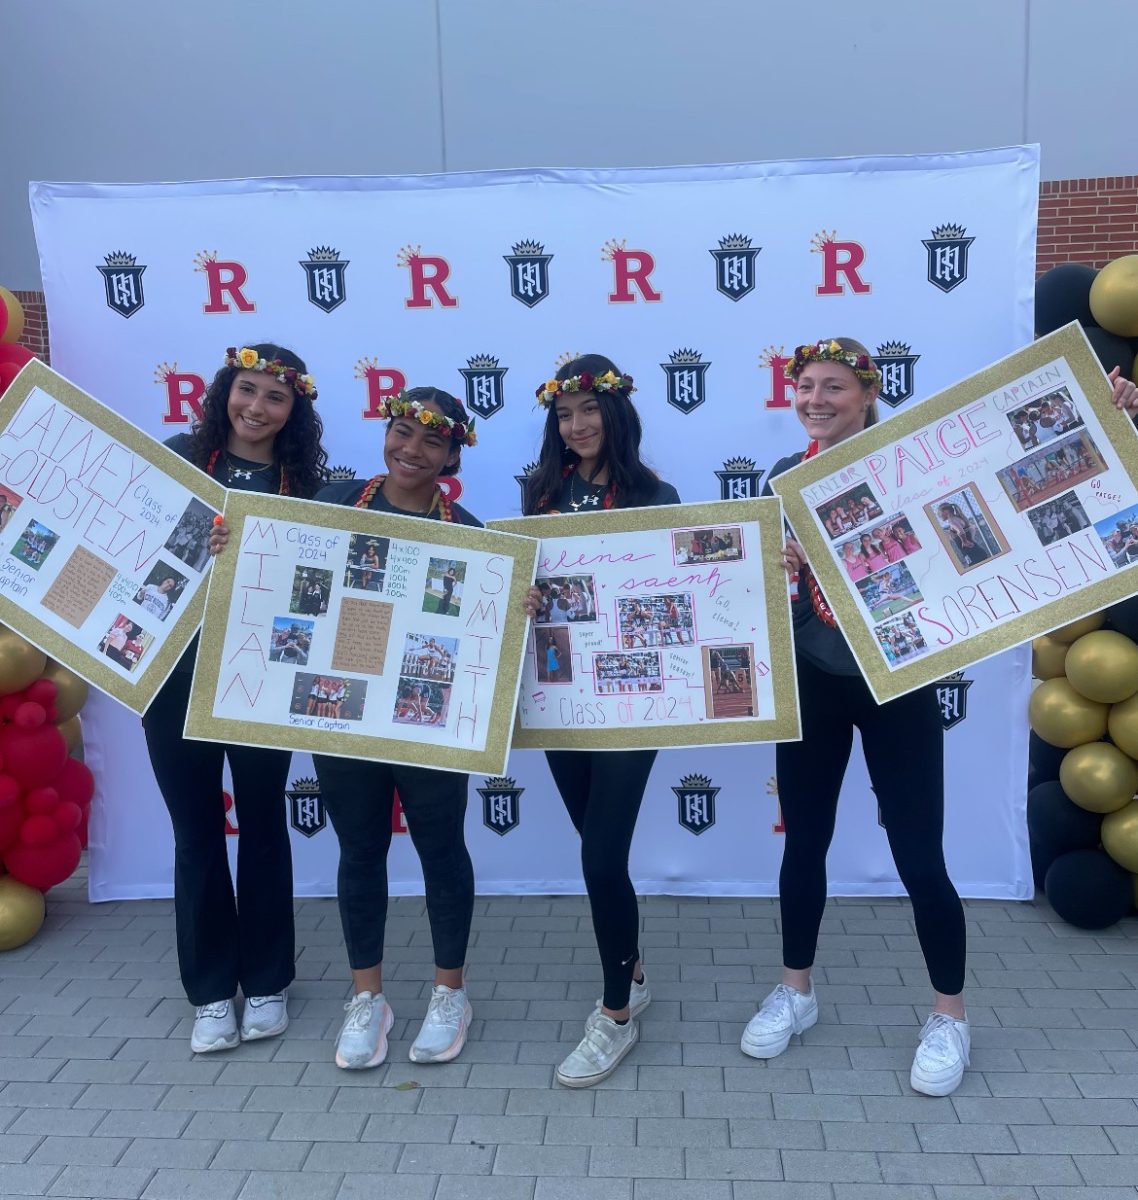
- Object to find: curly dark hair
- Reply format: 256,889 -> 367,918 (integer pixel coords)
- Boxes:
523,353 -> 661,514
387,386 -> 472,476
185,343 -> 328,498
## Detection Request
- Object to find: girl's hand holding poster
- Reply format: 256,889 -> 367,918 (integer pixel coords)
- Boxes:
186,490 -> 538,773
771,324 -> 1138,702
490,499 -> 800,749
0,361 -> 225,712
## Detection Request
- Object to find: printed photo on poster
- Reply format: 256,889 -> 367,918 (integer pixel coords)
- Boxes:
1006,385 -> 1084,450
270,617 -> 315,666
393,677 -> 451,726
855,561 -> 923,621
344,534 -> 389,592
835,514 -> 922,581
536,626 -> 572,684
874,612 -> 930,664
1026,491 -> 1092,547
424,558 -> 465,616
815,483 -> 884,539
163,498 -> 217,572
290,673 -> 367,721
534,575 -> 597,624
924,487 -> 1010,573
673,526 -> 743,564
0,485 -> 24,532
702,644 -> 757,718
132,560 -> 189,623
290,567 -> 332,616
594,650 -> 664,695
996,429 -> 1109,512
616,593 -> 695,647
1094,504 -> 1138,568
11,518 -> 61,571
399,632 -> 458,683
97,614 -> 154,673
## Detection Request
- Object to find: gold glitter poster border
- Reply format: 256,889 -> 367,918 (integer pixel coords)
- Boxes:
0,360 -> 226,714
771,324 -> 1138,703
186,490 -> 539,775
490,498 -> 800,750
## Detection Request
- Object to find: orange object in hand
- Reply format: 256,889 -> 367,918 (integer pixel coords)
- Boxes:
212,515 -> 224,527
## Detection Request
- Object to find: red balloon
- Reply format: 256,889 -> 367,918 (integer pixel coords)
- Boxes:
0,774 -> 19,805
23,787 -> 59,814
0,804 -> 20,850
0,695 -> 22,721
53,801 -> 82,833
76,804 -> 89,851
0,344 -> 34,369
20,814 -> 58,846
0,724 -> 67,788
15,702 -> 47,729
54,758 -> 94,809
5,833 -> 81,890
0,362 -> 19,394
24,679 -> 57,707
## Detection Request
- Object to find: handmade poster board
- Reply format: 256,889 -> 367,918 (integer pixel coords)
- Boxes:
186,491 -> 538,773
771,323 -> 1138,702
0,360 -> 225,712
489,499 -> 799,750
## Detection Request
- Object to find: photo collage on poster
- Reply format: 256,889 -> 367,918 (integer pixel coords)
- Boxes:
805,370 -> 1138,673
529,523 -> 761,723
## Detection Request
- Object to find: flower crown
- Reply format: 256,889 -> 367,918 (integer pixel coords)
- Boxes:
375,391 -> 477,447
785,340 -> 881,385
226,347 -> 318,400
536,370 -> 635,408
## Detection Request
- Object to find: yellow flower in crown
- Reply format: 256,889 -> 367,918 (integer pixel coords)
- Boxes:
238,348 -> 259,369
545,379 -> 560,394
418,409 -> 433,425
599,371 -> 618,387
827,341 -> 842,355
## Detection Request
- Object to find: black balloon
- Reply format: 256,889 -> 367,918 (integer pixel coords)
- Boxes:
1027,780 -> 1103,888
1029,731 -> 1066,783
1035,263 -> 1098,336
1086,325 -> 1132,377
1044,848 -> 1132,929
1106,596 -> 1138,643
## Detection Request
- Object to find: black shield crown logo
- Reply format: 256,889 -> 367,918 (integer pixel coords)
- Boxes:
515,462 -> 538,510
875,341 -> 921,409
98,252 -> 146,318
504,240 -> 552,308
477,776 -> 523,836
934,671 -> 973,730
286,777 -> 327,838
709,233 -> 760,301
301,246 -> 349,313
460,354 -> 508,419
673,773 -> 720,836
715,457 -> 765,500
661,349 -> 710,415
922,224 -> 974,294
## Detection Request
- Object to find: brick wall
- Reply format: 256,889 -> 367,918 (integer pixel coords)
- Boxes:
6,177 -> 1138,368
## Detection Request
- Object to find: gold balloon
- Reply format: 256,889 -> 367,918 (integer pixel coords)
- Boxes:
1050,612 -> 1106,644
41,660 -> 89,722
0,630 -> 47,696
58,715 -> 82,754
1060,742 -> 1138,813
1090,255 -> 1138,338
1109,692 -> 1138,759
0,285 -> 24,344
1032,635 -> 1069,680
1065,630 -> 1138,703
1102,799 -> 1138,873
0,876 -> 46,951
1028,677 -> 1109,747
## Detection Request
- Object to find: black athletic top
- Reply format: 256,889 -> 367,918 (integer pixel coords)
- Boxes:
315,478 -> 482,528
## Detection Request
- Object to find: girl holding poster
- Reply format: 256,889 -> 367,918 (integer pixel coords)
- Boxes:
524,354 -> 680,1088
144,344 -> 326,1054
308,387 -> 483,1071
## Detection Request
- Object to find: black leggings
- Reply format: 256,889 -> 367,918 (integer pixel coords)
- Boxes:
313,755 -> 473,972
776,656 -> 966,996
545,749 -> 656,1011
142,667 -> 295,1006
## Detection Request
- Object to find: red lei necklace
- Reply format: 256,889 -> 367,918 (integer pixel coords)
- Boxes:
206,449 -> 290,496
353,474 -> 454,522
800,440 -> 837,629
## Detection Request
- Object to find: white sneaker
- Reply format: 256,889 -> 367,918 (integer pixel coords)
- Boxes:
191,999 -> 239,1053
740,983 -> 818,1060
593,975 -> 652,1020
335,991 -> 394,1070
556,1013 -> 638,1088
240,992 -> 288,1042
409,985 -> 473,1063
910,1012 -> 970,1096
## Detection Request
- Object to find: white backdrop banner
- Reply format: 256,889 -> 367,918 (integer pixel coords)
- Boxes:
30,146 -> 1038,901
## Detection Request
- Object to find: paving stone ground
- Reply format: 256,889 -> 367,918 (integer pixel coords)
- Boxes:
2,862 -> 1138,1200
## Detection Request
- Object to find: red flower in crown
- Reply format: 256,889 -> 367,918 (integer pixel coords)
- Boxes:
452,423 -> 466,441
283,367 -> 297,383
578,371 -> 594,391
225,346 -> 237,360
623,373 -> 634,389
